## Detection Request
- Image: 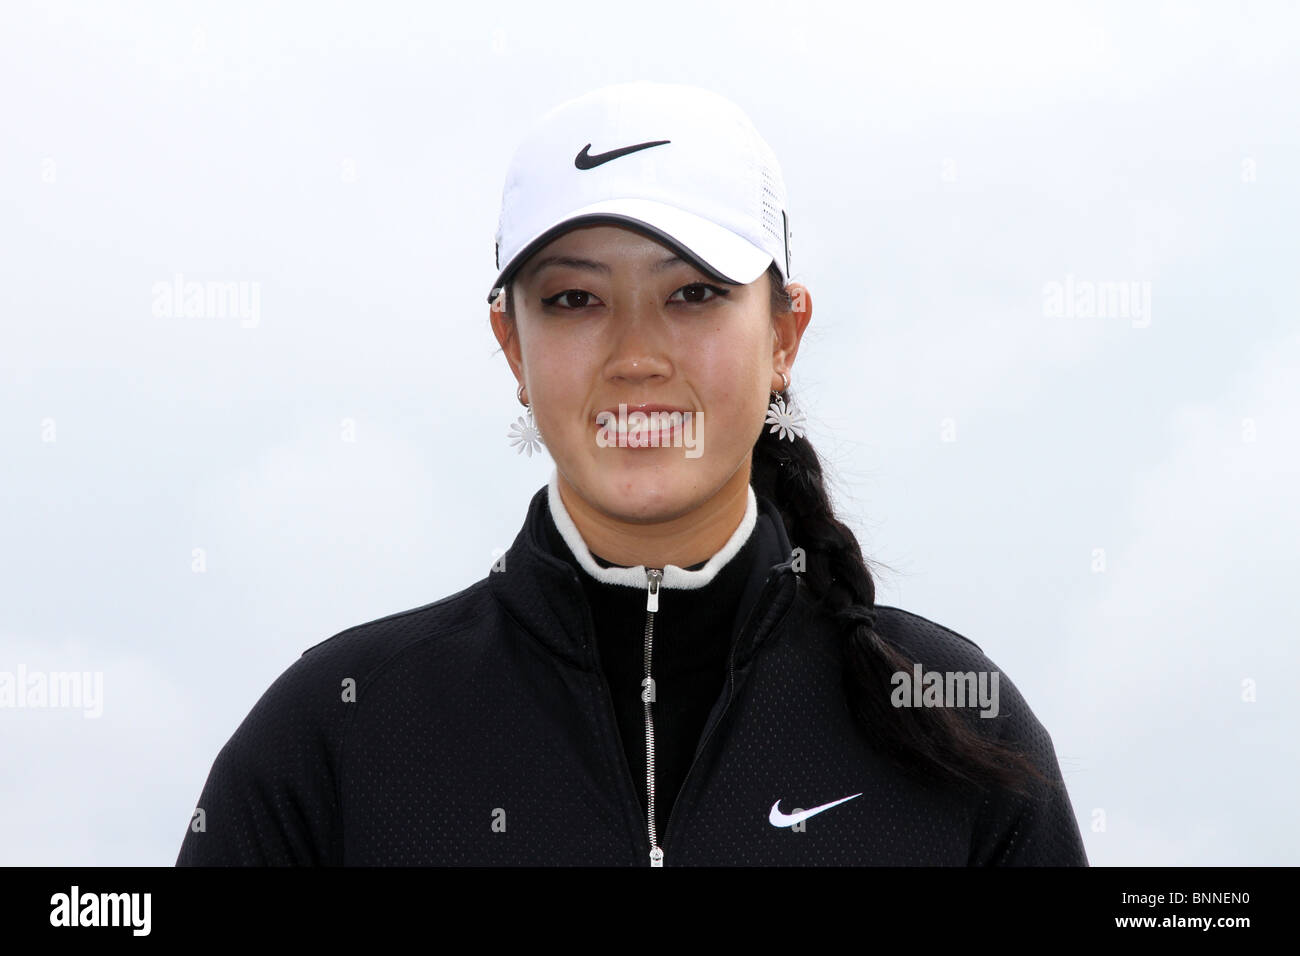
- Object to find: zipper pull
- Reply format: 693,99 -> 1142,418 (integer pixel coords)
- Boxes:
650,846 -> 664,867
645,568 -> 662,613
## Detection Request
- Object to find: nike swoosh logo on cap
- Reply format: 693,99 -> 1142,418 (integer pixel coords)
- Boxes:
768,793 -> 863,828
574,140 -> 671,170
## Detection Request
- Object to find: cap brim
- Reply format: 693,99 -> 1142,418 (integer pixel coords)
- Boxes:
486,198 -> 773,304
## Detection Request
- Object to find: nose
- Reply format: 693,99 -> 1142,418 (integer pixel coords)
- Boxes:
602,288 -> 674,385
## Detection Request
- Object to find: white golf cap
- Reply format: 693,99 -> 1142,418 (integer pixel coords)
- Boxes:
487,81 -> 792,304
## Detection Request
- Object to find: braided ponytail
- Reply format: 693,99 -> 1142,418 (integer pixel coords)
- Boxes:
751,264 -> 1053,798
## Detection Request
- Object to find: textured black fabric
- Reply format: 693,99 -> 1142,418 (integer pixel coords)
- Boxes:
175,482 -> 1089,866
540,495 -> 765,831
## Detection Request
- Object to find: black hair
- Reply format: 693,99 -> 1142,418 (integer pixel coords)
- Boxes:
499,264 -> 1055,798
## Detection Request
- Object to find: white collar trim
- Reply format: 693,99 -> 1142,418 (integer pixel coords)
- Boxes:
546,466 -> 757,590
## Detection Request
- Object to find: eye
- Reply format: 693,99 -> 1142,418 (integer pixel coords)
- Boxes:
540,289 -> 603,310
670,283 -> 731,304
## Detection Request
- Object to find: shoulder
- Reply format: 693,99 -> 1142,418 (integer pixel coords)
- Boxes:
176,578 -> 496,865
294,577 -> 494,683
871,605 -> 1088,864
869,604 -> 1041,746
219,578 -> 494,768
871,604 -> 995,674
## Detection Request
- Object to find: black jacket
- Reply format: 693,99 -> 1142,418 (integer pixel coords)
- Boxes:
175,480 -> 1088,866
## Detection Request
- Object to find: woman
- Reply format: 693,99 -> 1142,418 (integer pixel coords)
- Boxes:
176,81 -> 1087,866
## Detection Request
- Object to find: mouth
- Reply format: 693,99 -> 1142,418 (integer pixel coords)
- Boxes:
593,403 -> 696,445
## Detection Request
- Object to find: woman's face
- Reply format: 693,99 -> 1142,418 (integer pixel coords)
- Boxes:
491,223 -> 807,526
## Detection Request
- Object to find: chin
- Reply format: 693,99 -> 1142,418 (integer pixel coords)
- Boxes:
581,454 -> 706,523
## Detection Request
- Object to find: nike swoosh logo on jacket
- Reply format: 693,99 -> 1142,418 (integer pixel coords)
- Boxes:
769,794 -> 863,827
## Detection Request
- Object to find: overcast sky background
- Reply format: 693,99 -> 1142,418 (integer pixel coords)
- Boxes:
2,0 -> 1296,866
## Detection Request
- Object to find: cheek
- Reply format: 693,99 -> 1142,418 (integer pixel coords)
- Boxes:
686,331 -> 771,430
520,323 -> 597,406
690,322 -> 769,385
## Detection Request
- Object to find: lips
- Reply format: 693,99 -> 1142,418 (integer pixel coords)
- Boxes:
593,403 -> 695,446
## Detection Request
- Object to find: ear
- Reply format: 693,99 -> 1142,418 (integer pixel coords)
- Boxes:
489,294 -> 526,390
772,281 -> 812,376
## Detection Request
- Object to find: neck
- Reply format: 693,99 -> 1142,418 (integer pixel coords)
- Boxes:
548,465 -> 755,585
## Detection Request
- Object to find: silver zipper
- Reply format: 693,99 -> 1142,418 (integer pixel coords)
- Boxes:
642,567 -> 664,867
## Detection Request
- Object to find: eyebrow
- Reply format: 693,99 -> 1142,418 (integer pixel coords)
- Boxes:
524,253 -> 690,282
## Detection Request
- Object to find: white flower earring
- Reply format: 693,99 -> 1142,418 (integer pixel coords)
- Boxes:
765,371 -> 806,442
508,384 -> 545,457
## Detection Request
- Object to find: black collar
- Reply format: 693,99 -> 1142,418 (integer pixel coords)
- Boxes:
488,483 -> 800,672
